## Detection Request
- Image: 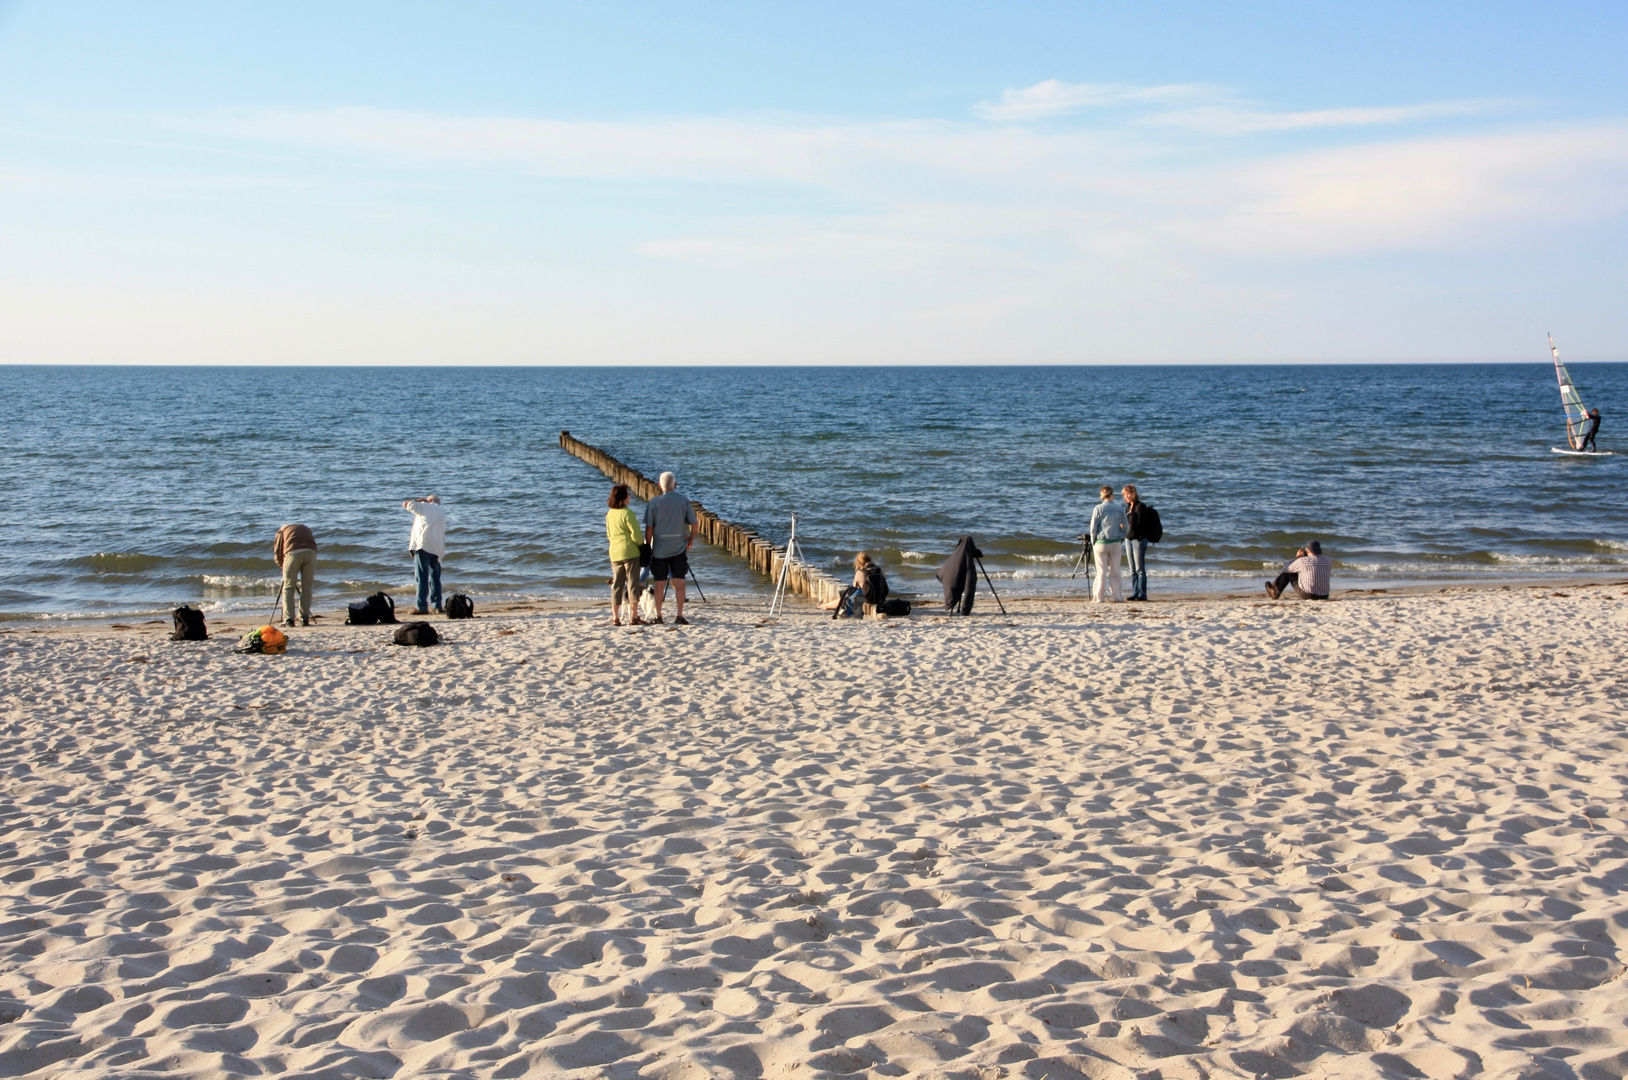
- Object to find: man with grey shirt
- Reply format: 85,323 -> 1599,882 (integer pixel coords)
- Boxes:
644,471 -> 697,625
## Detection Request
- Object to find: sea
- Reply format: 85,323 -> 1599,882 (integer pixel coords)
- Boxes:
2,364 -> 1623,620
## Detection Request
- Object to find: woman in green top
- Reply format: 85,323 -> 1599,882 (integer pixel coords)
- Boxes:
606,484 -> 645,626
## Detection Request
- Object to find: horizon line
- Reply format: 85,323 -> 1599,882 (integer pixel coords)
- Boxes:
4,358 -> 1623,369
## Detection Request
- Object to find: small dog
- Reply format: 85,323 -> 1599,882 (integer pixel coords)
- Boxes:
637,581 -> 659,624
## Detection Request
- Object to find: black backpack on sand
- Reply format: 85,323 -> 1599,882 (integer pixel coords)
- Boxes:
881,598 -> 912,618
393,621 -> 439,647
347,592 -> 397,626
171,605 -> 208,641
445,593 -> 474,620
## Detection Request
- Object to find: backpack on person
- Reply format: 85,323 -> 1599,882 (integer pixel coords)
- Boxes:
445,593 -> 474,620
346,592 -> 397,626
860,565 -> 889,606
393,621 -> 439,647
233,624 -> 287,655
1143,505 -> 1164,543
171,605 -> 208,641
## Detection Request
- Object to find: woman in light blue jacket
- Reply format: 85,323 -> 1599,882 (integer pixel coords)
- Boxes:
1088,485 -> 1128,602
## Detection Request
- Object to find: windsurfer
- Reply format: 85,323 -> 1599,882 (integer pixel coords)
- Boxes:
1580,408 -> 1601,452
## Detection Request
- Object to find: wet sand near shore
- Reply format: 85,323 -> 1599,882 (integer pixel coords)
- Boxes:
1,582 -> 1625,1078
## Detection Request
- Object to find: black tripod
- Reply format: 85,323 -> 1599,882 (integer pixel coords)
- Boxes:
975,555 -> 1007,615
1069,534 -> 1093,583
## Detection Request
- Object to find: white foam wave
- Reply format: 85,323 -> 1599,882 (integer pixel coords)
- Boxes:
201,575 -> 280,592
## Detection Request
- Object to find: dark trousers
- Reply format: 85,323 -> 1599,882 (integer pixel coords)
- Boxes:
1271,571 -> 1327,600
1582,432 -> 1598,452
414,549 -> 443,611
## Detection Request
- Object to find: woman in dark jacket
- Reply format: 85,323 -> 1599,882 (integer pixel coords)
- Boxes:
1122,484 -> 1161,602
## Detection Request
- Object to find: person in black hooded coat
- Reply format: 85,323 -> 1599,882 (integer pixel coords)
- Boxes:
936,536 -> 982,614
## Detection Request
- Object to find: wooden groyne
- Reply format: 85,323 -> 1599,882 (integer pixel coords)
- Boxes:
559,431 -> 844,607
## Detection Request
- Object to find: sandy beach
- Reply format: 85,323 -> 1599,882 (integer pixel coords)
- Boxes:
1,583 -> 1625,1079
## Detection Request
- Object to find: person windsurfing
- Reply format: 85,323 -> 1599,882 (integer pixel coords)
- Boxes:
1549,334 -> 1607,454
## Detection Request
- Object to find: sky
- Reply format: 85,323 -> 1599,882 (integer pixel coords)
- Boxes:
2,1 -> 1626,365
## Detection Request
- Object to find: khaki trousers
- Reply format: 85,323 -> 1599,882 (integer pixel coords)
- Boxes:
282,548 -> 316,622
611,559 -> 639,609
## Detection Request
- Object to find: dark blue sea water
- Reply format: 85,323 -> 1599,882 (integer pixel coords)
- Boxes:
2,364 -> 1623,619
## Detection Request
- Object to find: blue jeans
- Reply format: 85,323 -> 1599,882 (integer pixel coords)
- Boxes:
414,549 -> 442,612
1126,539 -> 1149,600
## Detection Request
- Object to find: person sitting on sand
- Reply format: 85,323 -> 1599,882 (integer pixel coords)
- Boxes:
606,483 -> 644,627
272,523 -> 318,628
1266,540 -> 1332,600
1581,407 -> 1601,452
1089,486 -> 1128,603
822,552 -> 885,616
644,471 -> 697,625
402,494 -> 447,615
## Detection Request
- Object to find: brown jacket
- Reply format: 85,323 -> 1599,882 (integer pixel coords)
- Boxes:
273,523 -> 318,568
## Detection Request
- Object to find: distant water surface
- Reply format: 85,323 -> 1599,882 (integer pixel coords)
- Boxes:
2,364 -> 1623,618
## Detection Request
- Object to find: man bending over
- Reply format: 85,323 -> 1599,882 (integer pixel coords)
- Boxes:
1266,540 -> 1331,600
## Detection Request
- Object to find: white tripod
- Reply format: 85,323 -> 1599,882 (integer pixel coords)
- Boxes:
768,513 -> 805,617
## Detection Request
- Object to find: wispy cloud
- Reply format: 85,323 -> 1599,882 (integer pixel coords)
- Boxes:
171,104 -> 1628,260
1148,100 -> 1505,135
191,108 -> 838,183
29,94 -> 1628,362
973,79 -> 1204,121
976,78 -> 1506,135
171,106 -> 1139,193
1170,125 -> 1628,255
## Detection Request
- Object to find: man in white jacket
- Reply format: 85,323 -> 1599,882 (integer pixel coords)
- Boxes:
402,495 -> 447,615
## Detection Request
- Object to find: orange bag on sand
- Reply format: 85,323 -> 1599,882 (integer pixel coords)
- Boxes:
235,624 -> 288,654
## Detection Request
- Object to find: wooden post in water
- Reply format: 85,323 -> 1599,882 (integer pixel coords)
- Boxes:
558,431 -> 843,607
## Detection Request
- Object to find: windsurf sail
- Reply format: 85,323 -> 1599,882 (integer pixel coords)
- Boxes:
1550,333 -> 1589,450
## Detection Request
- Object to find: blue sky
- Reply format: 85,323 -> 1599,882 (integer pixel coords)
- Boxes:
2,1 -> 1626,364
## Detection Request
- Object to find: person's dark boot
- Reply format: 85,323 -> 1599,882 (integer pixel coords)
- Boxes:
1264,581 -> 1279,599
